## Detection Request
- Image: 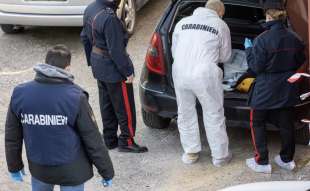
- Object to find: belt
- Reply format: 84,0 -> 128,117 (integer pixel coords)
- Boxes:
92,47 -> 111,58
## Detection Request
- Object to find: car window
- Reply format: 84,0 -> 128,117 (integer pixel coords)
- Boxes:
172,1 -> 265,29
174,1 -> 205,25
224,4 -> 265,24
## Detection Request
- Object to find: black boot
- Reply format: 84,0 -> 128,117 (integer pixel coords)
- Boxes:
118,142 -> 148,153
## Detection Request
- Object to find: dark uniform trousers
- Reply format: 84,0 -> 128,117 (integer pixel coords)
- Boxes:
98,80 -> 136,148
250,108 -> 295,165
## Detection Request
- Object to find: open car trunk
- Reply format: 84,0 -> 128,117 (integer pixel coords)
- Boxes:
167,0 -> 265,103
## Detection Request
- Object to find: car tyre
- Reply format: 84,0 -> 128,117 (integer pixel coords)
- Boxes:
1,25 -> 24,34
122,0 -> 136,35
295,124 -> 309,145
142,108 -> 171,129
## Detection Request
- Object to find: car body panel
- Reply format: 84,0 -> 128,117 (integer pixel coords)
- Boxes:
0,12 -> 84,26
0,0 -> 148,26
0,4 -> 87,15
0,0 -> 89,26
0,0 -> 91,14
0,0 -> 90,5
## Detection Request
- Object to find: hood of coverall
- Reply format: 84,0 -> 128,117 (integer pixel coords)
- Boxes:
34,63 -> 74,82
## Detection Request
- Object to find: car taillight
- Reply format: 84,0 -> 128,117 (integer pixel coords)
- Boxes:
145,32 -> 166,75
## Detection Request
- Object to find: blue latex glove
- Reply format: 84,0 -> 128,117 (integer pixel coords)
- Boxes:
244,38 -> 253,49
10,169 -> 25,182
102,179 -> 112,187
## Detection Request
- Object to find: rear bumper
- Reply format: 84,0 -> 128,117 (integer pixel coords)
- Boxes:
139,82 -> 177,119
140,81 -> 310,128
140,82 -> 253,123
0,11 -> 83,26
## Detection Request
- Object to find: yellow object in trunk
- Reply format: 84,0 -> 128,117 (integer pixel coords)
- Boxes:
236,78 -> 255,93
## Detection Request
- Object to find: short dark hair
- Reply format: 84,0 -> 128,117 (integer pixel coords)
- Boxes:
45,45 -> 71,69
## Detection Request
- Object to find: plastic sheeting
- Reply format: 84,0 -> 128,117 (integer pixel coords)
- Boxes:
223,49 -> 248,91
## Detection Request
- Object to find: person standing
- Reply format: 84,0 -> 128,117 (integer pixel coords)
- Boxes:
244,0 -> 306,173
5,45 -> 114,191
81,0 -> 148,153
171,0 -> 232,165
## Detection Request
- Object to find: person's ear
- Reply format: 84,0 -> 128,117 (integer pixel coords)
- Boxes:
219,7 -> 225,18
65,64 -> 71,71
266,14 -> 273,22
220,10 -> 225,18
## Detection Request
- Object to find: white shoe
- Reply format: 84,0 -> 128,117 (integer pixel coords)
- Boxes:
182,153 -> 199,164
212,152 -> 233,167
246,158 -> 272,174
274,155 -> 296,171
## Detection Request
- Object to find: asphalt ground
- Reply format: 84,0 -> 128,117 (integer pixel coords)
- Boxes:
0,0 -> 309,190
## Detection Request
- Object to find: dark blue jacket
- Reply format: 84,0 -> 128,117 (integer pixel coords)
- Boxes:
5,71 -> 114,186
246,20 -> 306,110
11,81 -> 82,166
81,0 -> 134,82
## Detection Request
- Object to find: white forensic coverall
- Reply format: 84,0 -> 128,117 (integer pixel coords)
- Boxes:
171,7 -> 232,160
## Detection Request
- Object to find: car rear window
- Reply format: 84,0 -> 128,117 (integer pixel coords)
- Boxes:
224,4 -> 265,23
171,1 -> 265,29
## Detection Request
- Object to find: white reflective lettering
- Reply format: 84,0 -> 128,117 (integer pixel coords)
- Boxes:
52,115 -> 57,125
56,115 -> 61,125
47,115 -> 52,125
20,113 -> 68,127
24,114 -> 28,124
28,114 -> 34,124
20,113 -> 24,123
40,115 -> 45,126
64,117 -> 68,125
34,115 -> 40,125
